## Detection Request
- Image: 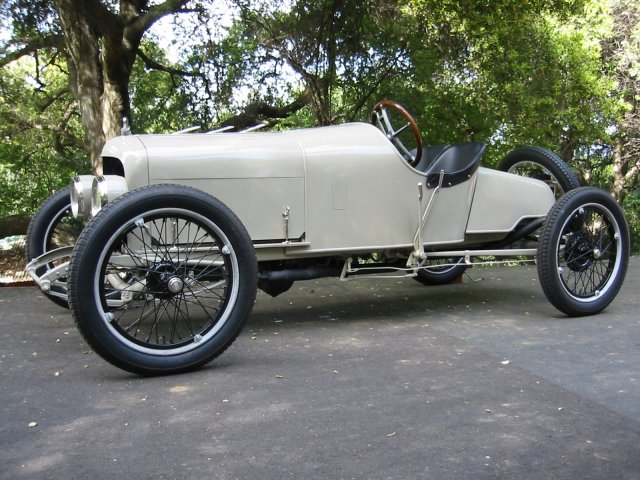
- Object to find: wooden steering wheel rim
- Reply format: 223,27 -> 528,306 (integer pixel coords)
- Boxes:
371,99 -> 423,167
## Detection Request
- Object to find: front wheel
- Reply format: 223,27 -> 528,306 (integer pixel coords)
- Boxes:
537,187 -> 629,316
68,184 -> 258,375
25,187 -> 84,309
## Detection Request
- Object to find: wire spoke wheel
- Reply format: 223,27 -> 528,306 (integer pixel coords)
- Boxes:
26,188 -> 84,308
101,211 -> 236,353
69,185 -> 257,374
498,147 -> 580,201
556,205 -> 619,299
414,257 -> 468,285
537,187 -> 629,316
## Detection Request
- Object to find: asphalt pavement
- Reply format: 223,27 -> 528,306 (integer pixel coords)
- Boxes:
1,259 -> 639,479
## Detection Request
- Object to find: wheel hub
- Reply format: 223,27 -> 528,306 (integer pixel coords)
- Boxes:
564,233 -> 594,272
147,262 -> 185,298
167,276 -> 184,294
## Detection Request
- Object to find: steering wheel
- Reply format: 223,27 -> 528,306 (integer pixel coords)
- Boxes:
371,100 -> 423,167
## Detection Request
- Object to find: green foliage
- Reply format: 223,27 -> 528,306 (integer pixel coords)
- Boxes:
1,0 -> 639,253
222,0 -> 413,125
0,56 -> 86,217
394,0 -> 623,169
129,40 -> 194,133
622,189 -> 640,253
0,0 -> 59,38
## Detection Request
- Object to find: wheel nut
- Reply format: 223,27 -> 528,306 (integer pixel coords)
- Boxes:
167,276 -> 184,293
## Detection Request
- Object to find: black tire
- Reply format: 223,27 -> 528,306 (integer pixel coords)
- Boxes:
498,147 -> 580,200
414,257 -> 468,285
25,187 -> 83,309
537,187 -> 629,316
68,184 -> 258,375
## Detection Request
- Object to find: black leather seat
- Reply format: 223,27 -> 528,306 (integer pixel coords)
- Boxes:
413,142 -> 486,188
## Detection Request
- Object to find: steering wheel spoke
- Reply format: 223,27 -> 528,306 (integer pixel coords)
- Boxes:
392,122 -> 411,138
371,100 -> 423,167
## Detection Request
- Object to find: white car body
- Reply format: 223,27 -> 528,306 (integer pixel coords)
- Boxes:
99,122 -> 554,261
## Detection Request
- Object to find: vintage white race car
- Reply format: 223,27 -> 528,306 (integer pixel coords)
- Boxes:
25,100 -> 630,374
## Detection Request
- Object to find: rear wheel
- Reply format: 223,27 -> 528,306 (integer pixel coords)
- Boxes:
25,188 -> 83,308
537,187 -> 629,316
498,147 -> 580,200
68,184 -> 258,374
414,257 -> 468,285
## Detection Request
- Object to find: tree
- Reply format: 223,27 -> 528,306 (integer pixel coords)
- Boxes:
231,0 -> 410,126
2,0 -> 639,246
0,54 -> 85,216
605,0 -> 640,202
1,0 -> 204,173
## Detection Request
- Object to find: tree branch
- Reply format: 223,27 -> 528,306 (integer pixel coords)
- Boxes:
0,35 -> 65,67
38,87 -> 72,112
221,88 -> 312,130
136,49 -> 201,77
128,0 -> 193,40
1,108 -> 81,149
347,52 -> 406,122
624,159 -> 640,183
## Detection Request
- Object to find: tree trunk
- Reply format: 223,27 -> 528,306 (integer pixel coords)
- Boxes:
55,0 -> 107,173
558,129 -> 577,166
53,1 -> 144,174
2,1 -> 193,174
101,33 -> 136,144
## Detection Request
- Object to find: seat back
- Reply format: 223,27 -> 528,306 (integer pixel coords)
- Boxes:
423,142 -> 486,188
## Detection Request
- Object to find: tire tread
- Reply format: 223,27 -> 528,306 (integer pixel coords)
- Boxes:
68,184 -> 258,375
537,187 -> 629,316
499,146 -> 581,194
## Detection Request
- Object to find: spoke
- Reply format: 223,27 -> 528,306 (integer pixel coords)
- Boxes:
168,294 -> 180,343
182,227 -> 219,268
182,292 -> 225,307
582,270 -> 591,294
122,296 -> 156,336
180,292 -> 223,310
169,218 -> 192,268
144,299 -> 166,344
588,264 -> 597,293
183,283 -> 220,325
380,108 -> 393,135
192,258 -> 226,282
128,228 -> 162,264
168,293 -> 185,343
152,217 -> 170,262
171,292 -> 202,341
185,278 -> 227,296
107,241 -> 152,269
564,247 -> 592,266
391,122 -> 411,138
101,212 -> 233,349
